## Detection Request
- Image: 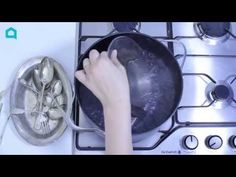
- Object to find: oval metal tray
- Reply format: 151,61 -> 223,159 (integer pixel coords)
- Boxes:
10,56 -> 73,146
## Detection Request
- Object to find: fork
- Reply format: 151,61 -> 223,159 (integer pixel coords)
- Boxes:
38,113 -> 50,135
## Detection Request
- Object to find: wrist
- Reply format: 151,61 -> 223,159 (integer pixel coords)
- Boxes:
103,101 -> 131,116
102,99 -> 133,155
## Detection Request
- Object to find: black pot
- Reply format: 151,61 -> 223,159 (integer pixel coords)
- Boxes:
75,32 -> 183,136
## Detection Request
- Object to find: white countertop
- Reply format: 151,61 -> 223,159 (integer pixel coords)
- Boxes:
0,22 -> 77,154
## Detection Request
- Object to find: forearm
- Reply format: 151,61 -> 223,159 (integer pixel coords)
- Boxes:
103,103 -> 133,155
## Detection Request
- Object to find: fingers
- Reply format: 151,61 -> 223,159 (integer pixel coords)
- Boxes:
83,58 -> 90,71
75,70 -> 87,85
110,49 -> 122,67
111,49 -> 117,59
100,51 -> 108,59
89,49 -> 99,63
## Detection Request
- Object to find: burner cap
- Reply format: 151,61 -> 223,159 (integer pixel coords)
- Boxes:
198,22 -> 230,37
212,85 -> 230,100
113,22 -> 138,32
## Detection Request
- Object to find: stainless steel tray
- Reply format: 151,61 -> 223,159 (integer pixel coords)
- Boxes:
10,56 -> 73,146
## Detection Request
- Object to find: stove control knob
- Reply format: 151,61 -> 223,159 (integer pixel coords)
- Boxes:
229,136 -> 236,148
183,135 -> 198,150
205,135 -> 223,150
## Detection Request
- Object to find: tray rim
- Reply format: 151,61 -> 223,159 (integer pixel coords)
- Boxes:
9,56 -> 73,146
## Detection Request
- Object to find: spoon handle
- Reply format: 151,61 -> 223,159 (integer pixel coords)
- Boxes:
18,78 -> 39,95
34,84 -> 45,130
38,84 -> 45,111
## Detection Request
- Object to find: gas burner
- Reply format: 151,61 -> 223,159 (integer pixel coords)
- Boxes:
205,81 -> 234,109
194,22 -> 231,45
113,22 -> 141,32
212,85 -> 230,100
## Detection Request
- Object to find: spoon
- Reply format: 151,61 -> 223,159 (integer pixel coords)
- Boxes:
32,65 -> 42,91
38,57 -> 54,111
45,95 -> 64,120
18,78 -> 39,95
46,80 -> 64,120
47,107 -> 64,120
45,80 -> 64,107
34,57 -> 54,130
51,80 -> 63,97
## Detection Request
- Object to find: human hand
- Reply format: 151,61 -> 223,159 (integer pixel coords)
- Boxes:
75,49 -> 130,109
75,49 -> 133,154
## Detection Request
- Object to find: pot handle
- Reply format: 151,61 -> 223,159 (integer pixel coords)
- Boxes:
159,39 -> 187,69
49,93 -> 105,136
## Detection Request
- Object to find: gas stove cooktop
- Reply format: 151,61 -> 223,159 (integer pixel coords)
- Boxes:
73,22 -> 236,155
